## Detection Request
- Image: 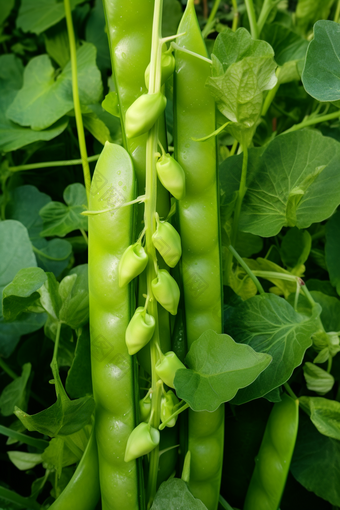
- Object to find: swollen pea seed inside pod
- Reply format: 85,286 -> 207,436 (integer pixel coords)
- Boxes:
156,154 -> 186,200
155,351 -> 186,389
151,269 -> 180,315
125,92 -> 167,139
118,242 -> 148,288
124,422 -> 160,463
125,307 -> 156,355
152,218 -> 182,268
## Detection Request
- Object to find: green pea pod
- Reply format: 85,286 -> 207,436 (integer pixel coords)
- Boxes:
156,154 -> 186,200
125,307 -> 156,355
125,92 -> 167,139
152,218 -> 182,268
124,422 -> 160,462
151,269 -> 180,315
145,49 -> 176,89
139,396 -> 152,423
161,390 -> 180,428
244,394 -> 299,510
155,351 -> 186,389
119,243 -> 148,287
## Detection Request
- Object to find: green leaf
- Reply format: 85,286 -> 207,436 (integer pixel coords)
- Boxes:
220,130 -> 340,237
303,362 -> 334,395
174,330 -> 271,412
7,451 -> 43,471
39,183 -> 88,238
34,239 -> 72,277
291,411 -> 340,506
325,211 -> 340,295
295,0 -> 336,35
280,228 -> 311,271
0,0 -> 15,24
15,393 -> 95,437
82,104 -> 121,145
66,327 -> 92,398
85,0 -> 110,71
44,20 -> 70,68
42,436 -> 79,476
0,364 -> 31,417
0,55 -> 67,152
207,28 -> 277,145
302,20 -> 340,102
246,258 -> 297,298
226,294 -> 321,404
234,232 -> 263,259
2,267 -> 46,321
17,0 -> 85,35
6,43 -> 102,130
38,272 -> 62,321
59,265 -> 89,329
300,396 -> 340,441
310,291 -> 340,332
151,478 -> 208,510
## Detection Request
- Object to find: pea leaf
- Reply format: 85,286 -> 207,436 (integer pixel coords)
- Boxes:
0,0 -> 15,24
66,327 -> 92,398
207,28 -> 277,145
219,130 -> 340,237
302,20 -> 340,102
44,20 -> 70,69
300,396 -> 340,441
151,478 -> 208,510
85,0 -> 110,71
7,451 -> 43,471
162,0 -> 182,38
2,267 -> 47,321
325,211 -> 340,295
0,221 -> 46,358
59,265 -> 89,329
15,392 -> 95,437
226,294 -> 321,405
303,362 -> 334,395
311,291 -> 340,332
6,43 -> 102,130
41,436 -> 79,476
0,364 -> 31,417
17,0 -> 85,35
281,228 -> 311,271
0,55 -> 67,152
262,23 -> 308,67
39,183 -> 88,237
174,330 -> 272,412
6,185 -> 72,277
291,412 -> 340,506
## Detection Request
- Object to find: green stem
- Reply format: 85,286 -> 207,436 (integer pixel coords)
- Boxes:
171,42 -> 212,64
64,0 -> 91,203
283,110 -> 340,134
0,487 -> 40,510
8,155 -> 100,173
284,382 -> 298,400
261,77 -> 280,116
0,357 -> 17,380
257,0 -> 280,34
228,245 -> 265,294
80,228 -> 88,244
201,0 -> 222,38
327,356 -> 333,374
146,1 -> 164,507
219,494 -> 234,510
0,425 -> 48,450
244,0 -> 259,39
50,321 -> 62,398
231,0 -> 239,31
335,0 -> 340,22
32,245 -> 70,261
229,139 -> 238,156
159,402 -> 189,430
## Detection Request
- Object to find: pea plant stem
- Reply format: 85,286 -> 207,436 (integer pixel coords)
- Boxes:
202,0 -> 222,38
284,382 -> 298,401
231,0 -> 239,32
244,0 -> 259,39
283,110 -> 340,134
64,0 -> 91,203
228,245 -> 265,295
334,0 -> 340,22
0,425 -> 49,450
145,0 -> 164,506
257,0 -> 281,35
0,487 -> 40,510
8,155 -> 100,173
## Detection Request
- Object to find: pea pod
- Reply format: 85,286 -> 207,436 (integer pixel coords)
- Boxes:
161,390 -> 180,428
155,351 -> 186,389
174,3 -> 224,509
244,394 -> 299,510
152,216 -> 182,268
145,47 -> 176,89
88,142 -> 138,510
119,242 -> 148,287
125,422 -> 160,462
139,395 -> 152,422
126,307 -> 156,355
156,154 -> 186,200
125,92 -> 167,139
151,269 -> 180,315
